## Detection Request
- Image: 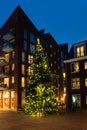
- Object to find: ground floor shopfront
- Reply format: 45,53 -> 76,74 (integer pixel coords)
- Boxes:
67,93 -> 87,110
0,90 -> 17,110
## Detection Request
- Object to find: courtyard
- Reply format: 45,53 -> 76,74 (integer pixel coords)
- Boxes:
0,109 -> 87,130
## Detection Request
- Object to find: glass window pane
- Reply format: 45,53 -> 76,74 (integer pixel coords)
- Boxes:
21,77 -> 25,87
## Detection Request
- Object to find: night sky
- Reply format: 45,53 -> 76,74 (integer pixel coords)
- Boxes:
0,0 -> 87,49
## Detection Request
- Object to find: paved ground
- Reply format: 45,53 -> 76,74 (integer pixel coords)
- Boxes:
0,109 -> 87,130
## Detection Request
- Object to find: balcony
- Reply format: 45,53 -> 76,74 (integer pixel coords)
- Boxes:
2,42 -> 14,52
2,30 -> 14,41
0,57 -> 8,66
0,84 -> 7,90
0,71 -> 8,78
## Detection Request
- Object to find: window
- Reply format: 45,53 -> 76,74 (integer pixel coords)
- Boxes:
12,51 -> 15,59
63,72 -> 66,79
11,76 -> 15,84
50,45 -> 52,48
50,54 -> 53,57
76,45 -> 84,57
30,44 -> 35,54
28,55 -> 33,64
84,61 -> 87,70
4,65 -> 9,74
21,77 -> 25,87
85,78 -> 87,87
71,78 -> 80,89
60,61 -> 64,67
30,33 -> 36,43
21,65 -> 25,75
24,40 -> 27,51
60,51 -> 64,59
50,63 -> 53,67
4,78 -> 9,88
11,64 -> 15,71
71,62 -> 79,72
4,54 -> 9,62
22,52 -> 25,62
54,61 -> 56,64
24,29 -> 27,39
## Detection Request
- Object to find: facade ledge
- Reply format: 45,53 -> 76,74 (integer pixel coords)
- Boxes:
64,56 -> 87,63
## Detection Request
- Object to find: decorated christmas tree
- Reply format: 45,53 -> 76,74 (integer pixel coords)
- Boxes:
25,38 -> 57,116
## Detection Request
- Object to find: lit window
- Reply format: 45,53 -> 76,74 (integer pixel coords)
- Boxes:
30,33 -> 36,43
50,54 -> 53,57
84,61 -> 87,70
71,78 -> 80,89
71,62 -> 79,72
21,65 -> 25,74
11,76 -> 15,84
63,72 -> 66,79
4,54 -> 9,62
12,64 -> 15,71
85,78 -> 87,87
28,55 -> 33,64
50,45 -> 52,48
4,78 -> 9,87
21,77 -> 25,87
76,45 -> 84,57
22,52 -> 25,62
50,63 -> 53,67
64,87 -> 66,93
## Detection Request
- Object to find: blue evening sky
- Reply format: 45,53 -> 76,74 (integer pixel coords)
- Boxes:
0,0 -> 87,49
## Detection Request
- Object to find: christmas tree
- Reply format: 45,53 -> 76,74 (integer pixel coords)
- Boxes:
25,38 -> 57,116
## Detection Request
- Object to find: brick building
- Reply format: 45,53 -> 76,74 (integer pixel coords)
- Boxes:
64,41 -> 87,110
0,6 -> 68,110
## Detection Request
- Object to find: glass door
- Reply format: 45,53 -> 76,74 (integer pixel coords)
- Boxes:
3,91 -> 9,108
72,94 -> 81,109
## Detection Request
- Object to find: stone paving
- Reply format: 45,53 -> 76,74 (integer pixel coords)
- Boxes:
0,109 -> 87,130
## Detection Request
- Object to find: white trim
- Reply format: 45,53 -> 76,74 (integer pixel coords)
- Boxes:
64,56 -> 87,63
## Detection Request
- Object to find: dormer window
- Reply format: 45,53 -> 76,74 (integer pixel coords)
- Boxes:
76,45 -> 84,57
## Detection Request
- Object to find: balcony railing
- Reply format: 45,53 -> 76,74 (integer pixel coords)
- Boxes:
2,42 -> 14,52
2,30 -> 14,41
0,71 -> 8,78
0,84 -> 8,90
0,57 -> 8,66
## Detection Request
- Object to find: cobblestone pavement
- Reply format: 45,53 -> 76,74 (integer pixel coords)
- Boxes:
0,109 -> 87,130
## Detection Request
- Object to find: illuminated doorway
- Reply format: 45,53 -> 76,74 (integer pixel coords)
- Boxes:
72,94 -> 81,109
3,91 -> 9,108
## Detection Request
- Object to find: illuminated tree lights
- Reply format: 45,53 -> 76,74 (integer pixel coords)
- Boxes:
25,38 -> 57,116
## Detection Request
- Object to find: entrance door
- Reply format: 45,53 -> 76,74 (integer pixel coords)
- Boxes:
72,94 -> 81,109
3,91 -> 9,108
